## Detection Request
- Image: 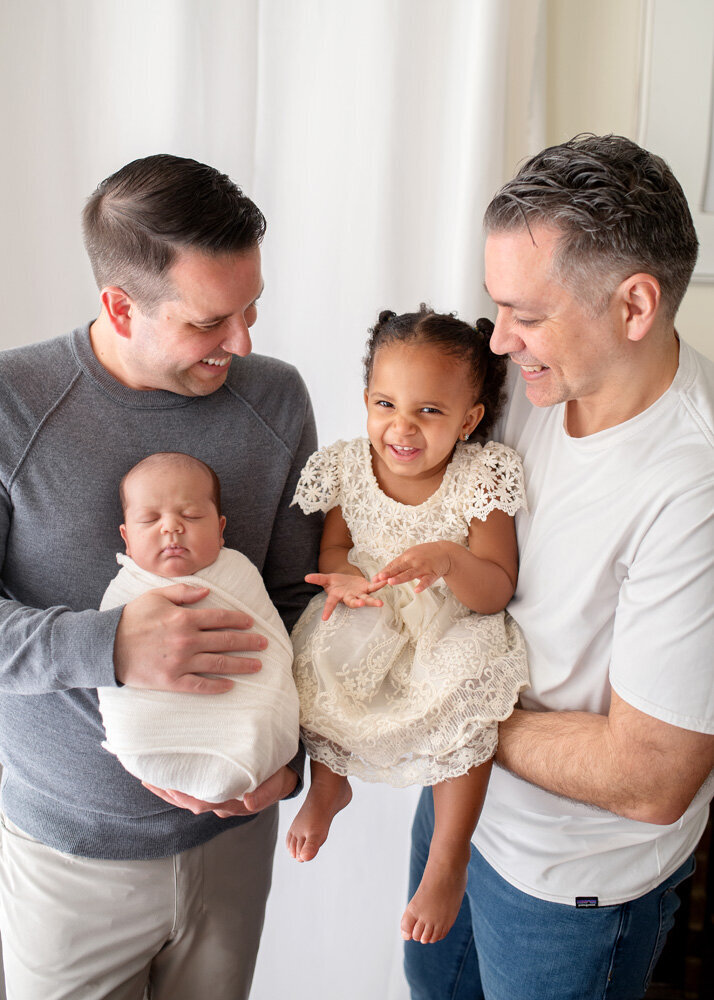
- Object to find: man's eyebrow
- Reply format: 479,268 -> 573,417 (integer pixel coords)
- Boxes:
482,283 -> 522,309
192,313 -> 231,326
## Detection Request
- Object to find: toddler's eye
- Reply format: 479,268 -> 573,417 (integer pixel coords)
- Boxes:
376,400 -> 393,408
420,407 -> 442,415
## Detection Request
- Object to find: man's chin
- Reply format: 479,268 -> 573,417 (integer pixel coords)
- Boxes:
171,374 -> 229,397
184,364 -> 232,396
525,385 -> 555,407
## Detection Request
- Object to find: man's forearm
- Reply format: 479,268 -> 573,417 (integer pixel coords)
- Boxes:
496,698 -> 714,825
496,707 -> 619,808
0,598 -> 121,693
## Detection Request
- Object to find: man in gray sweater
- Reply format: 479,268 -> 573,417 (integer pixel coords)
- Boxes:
0,155 -> 321,999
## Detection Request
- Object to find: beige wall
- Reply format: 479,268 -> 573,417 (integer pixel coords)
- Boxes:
546,0 -> 714,360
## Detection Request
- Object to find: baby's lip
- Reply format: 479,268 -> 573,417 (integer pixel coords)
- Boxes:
162,544 -> 187,555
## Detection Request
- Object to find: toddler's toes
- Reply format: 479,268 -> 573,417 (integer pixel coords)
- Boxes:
297,834 -> 323,862
434,921 -> 450,943
286,821 -> 326,862
400,906 -> 417,941
412,918 -> 428,944
402,905 -> 429,943
286,827 -> 312,862
422,921 -> 443,945
285,829 -> 298,859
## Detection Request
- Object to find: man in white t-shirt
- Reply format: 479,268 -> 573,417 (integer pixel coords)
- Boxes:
405,134 -> 714,1000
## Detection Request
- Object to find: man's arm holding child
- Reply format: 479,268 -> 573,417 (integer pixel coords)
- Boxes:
497,694 -> 714,824
497,487 -> 714,825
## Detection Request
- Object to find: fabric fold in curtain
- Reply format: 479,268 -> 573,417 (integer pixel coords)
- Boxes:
0,1 -> 544,997
253,0 -> 545,445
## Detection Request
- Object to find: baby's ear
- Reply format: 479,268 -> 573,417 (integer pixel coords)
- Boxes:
119,524 -> 130,554
219,515 -> 227,546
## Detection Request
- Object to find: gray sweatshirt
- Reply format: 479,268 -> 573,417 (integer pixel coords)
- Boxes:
0,324 -> 320,859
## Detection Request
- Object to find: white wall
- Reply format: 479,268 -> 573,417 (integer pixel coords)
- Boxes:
546,0 -> 714,361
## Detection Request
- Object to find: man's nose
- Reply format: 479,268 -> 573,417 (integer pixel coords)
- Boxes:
490,312 -> 523,357
220,318 -> 252,358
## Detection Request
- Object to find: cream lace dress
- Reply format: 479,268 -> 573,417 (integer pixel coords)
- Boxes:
290,437 -> 530,787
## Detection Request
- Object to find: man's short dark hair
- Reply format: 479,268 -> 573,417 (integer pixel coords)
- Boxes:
82,154 -> 266,312
484,134 -> 699,319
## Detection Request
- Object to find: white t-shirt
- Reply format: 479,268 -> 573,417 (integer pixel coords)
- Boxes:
472,339 -> 714,905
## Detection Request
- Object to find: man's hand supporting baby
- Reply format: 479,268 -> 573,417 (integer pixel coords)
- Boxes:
143,765 -> 299,818
114,583 -> 268,694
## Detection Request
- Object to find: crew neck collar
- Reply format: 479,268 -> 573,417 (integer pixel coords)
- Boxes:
561,340 -> 691,452
70,323 -> 201,409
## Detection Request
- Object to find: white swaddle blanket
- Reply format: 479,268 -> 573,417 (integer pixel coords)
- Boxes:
98,549 -> 299,802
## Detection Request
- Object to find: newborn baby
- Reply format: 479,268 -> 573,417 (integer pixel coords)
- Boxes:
97,451 -> 299,802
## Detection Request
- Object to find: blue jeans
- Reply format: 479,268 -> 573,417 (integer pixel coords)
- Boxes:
404,788 -> 695,1000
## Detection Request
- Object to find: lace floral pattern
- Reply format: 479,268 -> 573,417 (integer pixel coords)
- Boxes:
290,438 -> 529,787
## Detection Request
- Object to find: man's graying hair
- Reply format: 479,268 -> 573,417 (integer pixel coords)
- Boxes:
82,154 -> 266,312
484,134 -> 699,319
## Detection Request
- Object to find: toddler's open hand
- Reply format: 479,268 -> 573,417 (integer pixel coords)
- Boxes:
305,572 -> 385,621
373,543 -> 452,593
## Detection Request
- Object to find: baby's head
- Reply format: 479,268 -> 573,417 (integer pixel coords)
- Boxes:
119,452 -> 225,577
362,307 -> 508,477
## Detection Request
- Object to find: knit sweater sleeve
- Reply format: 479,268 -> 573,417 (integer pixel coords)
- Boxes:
257,370 -> 323,635
0,486 -> 120,695
0,339 -> 121,693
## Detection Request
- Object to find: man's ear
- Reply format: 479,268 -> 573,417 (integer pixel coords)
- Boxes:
619,273 -> 661,343
100,287 -> 135,339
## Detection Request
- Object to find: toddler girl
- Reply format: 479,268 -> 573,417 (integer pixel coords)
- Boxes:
286,306 -> 529,945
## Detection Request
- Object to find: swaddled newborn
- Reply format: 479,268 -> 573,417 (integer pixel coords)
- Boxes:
97,452 -> 299,802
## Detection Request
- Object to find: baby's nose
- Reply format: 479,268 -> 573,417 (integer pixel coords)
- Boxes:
161,518 -> 183,534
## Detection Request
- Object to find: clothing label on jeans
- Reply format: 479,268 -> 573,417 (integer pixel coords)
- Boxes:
575,896 -> 599,908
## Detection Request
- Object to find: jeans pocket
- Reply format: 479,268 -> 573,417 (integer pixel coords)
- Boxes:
642,855 -> 696,992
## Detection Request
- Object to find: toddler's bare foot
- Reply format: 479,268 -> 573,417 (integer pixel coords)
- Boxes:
400,845 -> 469,944
286,773 -> 352,862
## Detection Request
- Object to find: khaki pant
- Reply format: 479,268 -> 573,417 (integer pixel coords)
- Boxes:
0,808 -> 278,1000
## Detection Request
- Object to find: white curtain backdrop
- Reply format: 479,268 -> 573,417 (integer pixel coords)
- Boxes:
0,1 -> 545,996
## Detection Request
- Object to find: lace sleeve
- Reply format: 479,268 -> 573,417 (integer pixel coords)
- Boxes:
290,441 -> 344,514
466,441 -> 528,522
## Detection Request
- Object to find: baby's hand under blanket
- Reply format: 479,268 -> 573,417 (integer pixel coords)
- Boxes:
305,572 -> 385,621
